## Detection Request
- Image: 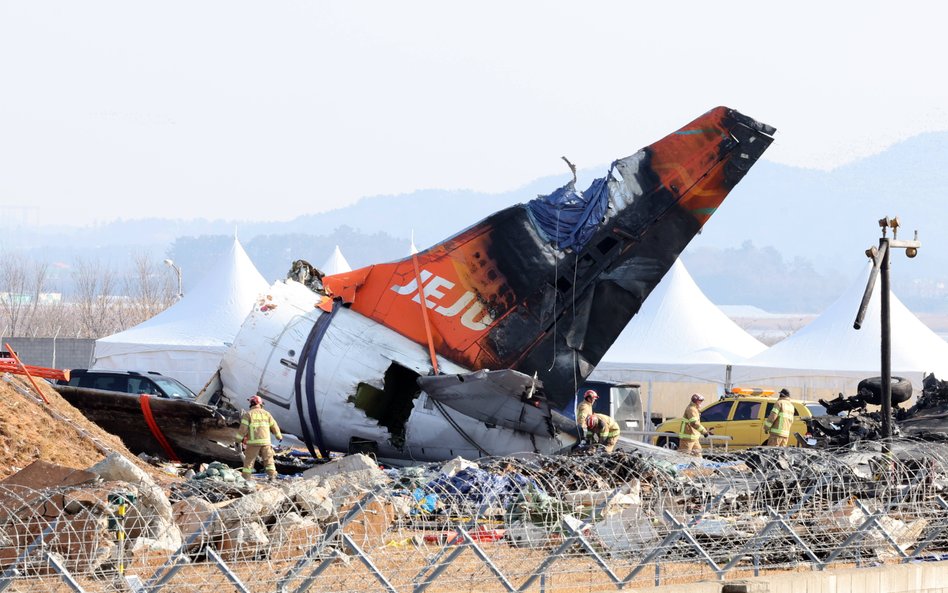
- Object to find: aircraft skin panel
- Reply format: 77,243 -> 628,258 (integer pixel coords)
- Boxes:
324,106 -> 774,408
222,279 -> 562,461
310,308 -> 556,460
221,280 -> 325,409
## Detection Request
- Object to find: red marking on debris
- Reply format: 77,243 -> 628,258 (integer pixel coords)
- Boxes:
423,526 -> 506,545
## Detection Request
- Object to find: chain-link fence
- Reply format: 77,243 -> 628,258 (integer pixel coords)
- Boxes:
3,440 -> 948,592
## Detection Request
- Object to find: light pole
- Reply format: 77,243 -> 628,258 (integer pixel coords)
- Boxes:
164,259 -> 183,300
854,217 -> 920,440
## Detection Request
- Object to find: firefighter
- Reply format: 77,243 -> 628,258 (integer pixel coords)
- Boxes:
585,413 -> 620,453
764,388 -> 795,447
236,394 -> 283,480
576,389 -> 598,433
678,393 -> 711,457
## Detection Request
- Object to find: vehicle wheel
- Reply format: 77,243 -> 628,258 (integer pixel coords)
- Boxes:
656,437 -> 679,450
858,376 -> 912,405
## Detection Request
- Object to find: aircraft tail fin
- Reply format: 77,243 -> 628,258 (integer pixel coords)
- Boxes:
325,107 -> 774,406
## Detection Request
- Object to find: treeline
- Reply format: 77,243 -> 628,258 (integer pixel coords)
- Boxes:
684,241 -> 944,314
0,252 -> 176,339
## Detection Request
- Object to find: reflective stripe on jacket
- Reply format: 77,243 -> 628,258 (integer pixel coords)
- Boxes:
764,400 -> 795,437
678,402 -> 705,441
237,407 -> 282,445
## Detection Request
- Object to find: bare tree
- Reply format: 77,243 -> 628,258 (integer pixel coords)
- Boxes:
72,257 -> 119,338
0,253 -> 49,337
31,297 -> 74,338
123,253 -> 175,326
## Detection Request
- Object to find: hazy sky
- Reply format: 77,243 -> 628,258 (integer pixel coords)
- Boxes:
2,1 -> 947,227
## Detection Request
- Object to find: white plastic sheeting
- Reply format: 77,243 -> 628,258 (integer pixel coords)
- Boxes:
93,238 -> 269,391
591,259 -> 766,384
730,263 -> 948,396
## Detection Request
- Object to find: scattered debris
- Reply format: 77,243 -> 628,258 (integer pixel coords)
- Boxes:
808,374 -> 948,446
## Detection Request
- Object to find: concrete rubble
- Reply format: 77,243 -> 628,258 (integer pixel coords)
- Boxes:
88,453 -> 182,553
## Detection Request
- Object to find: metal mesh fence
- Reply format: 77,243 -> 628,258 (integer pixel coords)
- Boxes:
3,439 -> 948,592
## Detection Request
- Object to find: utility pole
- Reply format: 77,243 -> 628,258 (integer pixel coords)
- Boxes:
163,259 -> 183,300
854,217 -> 920,439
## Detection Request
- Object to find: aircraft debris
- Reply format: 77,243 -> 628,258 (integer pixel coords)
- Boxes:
221,106 -> 775,463
286,259 -> 328,295
807,374 -> 948,446
53,385 -> 242,464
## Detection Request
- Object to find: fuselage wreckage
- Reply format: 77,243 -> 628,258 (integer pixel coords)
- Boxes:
214,106 -> 775,463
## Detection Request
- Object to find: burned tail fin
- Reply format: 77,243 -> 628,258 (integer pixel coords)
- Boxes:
324,107 -> 774,406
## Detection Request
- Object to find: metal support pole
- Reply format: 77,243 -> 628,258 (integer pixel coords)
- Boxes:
45,552 -> 87,593
880,237 -> 893,439
52,326 -> 61,368
145,512 -> 220,593
0,518 -> 60,592
206,548 -> 252,593
855,220 -> 919,438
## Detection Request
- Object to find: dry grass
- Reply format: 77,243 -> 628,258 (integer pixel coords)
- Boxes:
0,373 -> 174,484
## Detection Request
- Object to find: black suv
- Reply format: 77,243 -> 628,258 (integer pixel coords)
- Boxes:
58,369 -> 197,400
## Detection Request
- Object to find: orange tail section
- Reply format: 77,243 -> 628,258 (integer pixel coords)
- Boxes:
324,107 -> 774,407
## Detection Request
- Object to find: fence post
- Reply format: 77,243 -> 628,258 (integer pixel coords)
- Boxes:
52,326 -> 61,368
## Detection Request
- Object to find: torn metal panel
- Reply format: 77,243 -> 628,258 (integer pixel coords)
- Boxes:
418,369 -> 559,437
52,385 -> 241,463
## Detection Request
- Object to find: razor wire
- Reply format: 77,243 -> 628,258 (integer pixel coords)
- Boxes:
4,439 -> 948,592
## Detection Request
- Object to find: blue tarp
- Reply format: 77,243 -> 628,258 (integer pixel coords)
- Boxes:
412,487 -> 438,513
526,174 -> 610,251
425,467 -> 539,509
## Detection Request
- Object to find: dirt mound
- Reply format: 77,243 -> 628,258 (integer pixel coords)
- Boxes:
0,373 -> 174,484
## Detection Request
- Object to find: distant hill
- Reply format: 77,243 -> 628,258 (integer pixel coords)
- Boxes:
692,132 -> 948,280
7,131 -> 948,313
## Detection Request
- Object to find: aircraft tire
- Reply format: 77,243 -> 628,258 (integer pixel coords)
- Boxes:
858,376 -> 913,406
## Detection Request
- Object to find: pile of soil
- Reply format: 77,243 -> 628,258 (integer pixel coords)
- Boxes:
0,373 -> 174,484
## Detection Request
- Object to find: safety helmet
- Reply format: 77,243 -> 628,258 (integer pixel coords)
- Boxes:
690,393 -> 705,404
778,388 -> 790,398
248,395 -> 263,406
586,414 -> 599,430
583,389 -> 599,401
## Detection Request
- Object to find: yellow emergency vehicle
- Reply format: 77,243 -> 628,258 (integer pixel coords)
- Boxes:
653,388 -> 825,450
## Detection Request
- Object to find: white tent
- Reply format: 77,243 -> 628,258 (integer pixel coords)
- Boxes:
320,245 -> 351,275
591,259 -> 767,385
730,264 -> 948,397
93,238 -> 269,391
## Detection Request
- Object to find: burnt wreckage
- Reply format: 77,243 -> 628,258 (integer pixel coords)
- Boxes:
215,106 -> 776,463
807,374 -> 948,446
